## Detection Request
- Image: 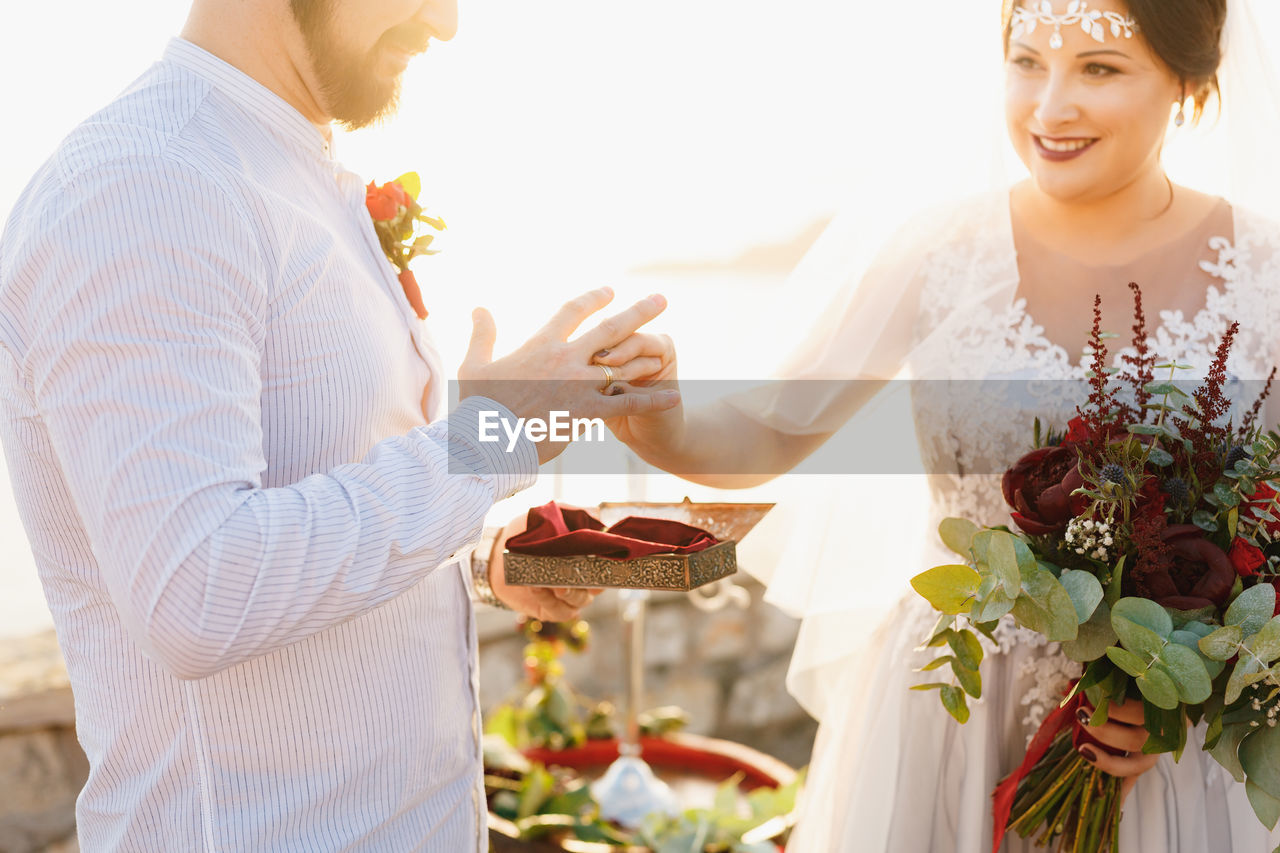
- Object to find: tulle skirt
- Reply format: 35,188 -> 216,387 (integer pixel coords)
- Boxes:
787,593 -> 1280,853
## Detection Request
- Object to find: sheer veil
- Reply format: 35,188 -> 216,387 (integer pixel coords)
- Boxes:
734,0 -> 1280,723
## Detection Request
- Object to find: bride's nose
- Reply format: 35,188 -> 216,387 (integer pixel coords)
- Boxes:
1033,73 -> 1083,130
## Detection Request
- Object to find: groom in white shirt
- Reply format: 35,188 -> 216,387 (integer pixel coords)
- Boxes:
0,0 -> 677,849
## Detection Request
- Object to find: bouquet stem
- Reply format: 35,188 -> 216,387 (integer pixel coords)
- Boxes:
1005,728 -> 1122,852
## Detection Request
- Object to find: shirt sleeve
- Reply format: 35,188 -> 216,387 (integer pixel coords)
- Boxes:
17,155 -> 537,680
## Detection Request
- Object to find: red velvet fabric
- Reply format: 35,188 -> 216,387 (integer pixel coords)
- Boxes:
505,501 -> 719,560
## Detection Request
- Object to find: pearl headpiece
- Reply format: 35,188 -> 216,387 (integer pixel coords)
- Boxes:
1010,1 -> 1138,50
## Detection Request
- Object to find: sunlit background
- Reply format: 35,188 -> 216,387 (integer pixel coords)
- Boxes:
3,1 -> 1278,638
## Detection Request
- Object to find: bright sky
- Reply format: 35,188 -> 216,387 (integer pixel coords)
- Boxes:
1,1 -> 1278,636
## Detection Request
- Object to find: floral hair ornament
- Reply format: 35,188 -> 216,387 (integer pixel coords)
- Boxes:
1010,1 -> 1137,50
366,172 -> 446,320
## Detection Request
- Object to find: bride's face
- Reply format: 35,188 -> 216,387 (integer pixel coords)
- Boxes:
1004,0 -> 1183,204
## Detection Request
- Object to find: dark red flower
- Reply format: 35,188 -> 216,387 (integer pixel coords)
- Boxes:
1003,446 -> 1086,535
1064,416 -> 1091,445
1229,537 -> 1266,578
1154,525 -> 1237,609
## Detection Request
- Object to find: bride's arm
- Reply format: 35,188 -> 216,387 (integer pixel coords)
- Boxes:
604,203 -> 959,487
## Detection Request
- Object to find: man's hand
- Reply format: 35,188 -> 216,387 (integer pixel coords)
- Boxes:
487,511 -> 604,621
458,288 -> 681,464
1076,697 -> 1161,802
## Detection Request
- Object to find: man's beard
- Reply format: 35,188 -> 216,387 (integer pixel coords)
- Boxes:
289,0 -> 430,130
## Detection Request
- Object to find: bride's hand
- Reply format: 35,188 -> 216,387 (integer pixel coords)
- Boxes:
592,332 -> 683,452
1075,697 -> 1160,803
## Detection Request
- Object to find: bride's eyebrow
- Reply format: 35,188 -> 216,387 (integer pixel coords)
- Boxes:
1010,42 -> 1041,54
1077,49 -> 1132,59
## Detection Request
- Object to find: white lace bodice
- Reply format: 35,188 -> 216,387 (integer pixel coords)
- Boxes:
901,196 -> 1280,736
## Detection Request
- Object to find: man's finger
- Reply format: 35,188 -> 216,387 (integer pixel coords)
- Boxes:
552,588 -> 595,609
572,295 -> 667,355
538,287 -> 615,341
463,307 -> 497,368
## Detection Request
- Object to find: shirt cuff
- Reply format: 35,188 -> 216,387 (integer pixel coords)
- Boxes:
445,396 -> 539,501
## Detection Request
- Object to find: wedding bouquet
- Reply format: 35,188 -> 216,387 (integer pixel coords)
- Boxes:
910,284 -> 1280,853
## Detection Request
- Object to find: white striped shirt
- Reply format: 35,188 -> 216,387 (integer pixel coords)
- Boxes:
0,38 -> 537,851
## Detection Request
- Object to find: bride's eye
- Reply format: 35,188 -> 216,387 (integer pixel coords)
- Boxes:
1083,63 -> 1120,77
1010,56 -> 1041,71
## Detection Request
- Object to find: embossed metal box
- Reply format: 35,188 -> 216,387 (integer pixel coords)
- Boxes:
502,500 -> 773,591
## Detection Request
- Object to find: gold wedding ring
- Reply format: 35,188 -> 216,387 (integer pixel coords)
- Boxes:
596,363 -> 615,393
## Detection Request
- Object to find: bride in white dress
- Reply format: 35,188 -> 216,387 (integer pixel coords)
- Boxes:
604,0 -> 1280,850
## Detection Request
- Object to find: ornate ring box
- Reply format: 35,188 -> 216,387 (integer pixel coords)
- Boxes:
502,500 -> 774,591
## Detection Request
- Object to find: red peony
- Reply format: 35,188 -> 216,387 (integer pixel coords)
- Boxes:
1229,537 -> 1266,578
1155,525 -> 1237,609
1002,446 -> 1087,536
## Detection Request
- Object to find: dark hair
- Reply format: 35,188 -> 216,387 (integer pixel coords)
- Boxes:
1002,0 -> 1228,122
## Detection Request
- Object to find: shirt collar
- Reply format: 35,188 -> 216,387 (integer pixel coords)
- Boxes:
162,37 -> 335,161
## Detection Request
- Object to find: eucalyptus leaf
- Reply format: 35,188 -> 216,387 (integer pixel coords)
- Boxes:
1158,641 -> 1213,704
1106,646 -> 1149,678
1216,481 -> 1243,508
1061,600 -> 1118,663
1105,555 -> 1126,605
1011,564 -> 1079,642
939,518 -> 980,557
1241,722 -> 1280,801
1112,598 -> 1172,658
1060,569 -> 1105,623
1171,629 -> 1226,679
1112,597 -> 1175,637
940,685 -> 970,724
1227,584 -> 1277,636
1249,616 -> 1280,663
1136,664 -> 1180,710
1246,780 -> 1280,831
1147,447 -> 1175,467
947,630 -> 984,671
972,578 -> 1017,624
954,663 -> 983,699
911,564 -> 982,615
1192,510 -> 1221,532
1209,722 -> 1250,783
1199,625 -> 1244,661
916,656 -> 955,673
1227,656 -> 1265,704
986,532 -> 1022,597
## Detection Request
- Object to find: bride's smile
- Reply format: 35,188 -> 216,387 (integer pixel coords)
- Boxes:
1004,0 -> 1184,207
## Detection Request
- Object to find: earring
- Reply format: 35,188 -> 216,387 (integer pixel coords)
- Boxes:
1174,104 -> 1186,128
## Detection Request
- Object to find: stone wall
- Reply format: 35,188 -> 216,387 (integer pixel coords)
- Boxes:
0,578 -> 815,849
0,632 -> 84,853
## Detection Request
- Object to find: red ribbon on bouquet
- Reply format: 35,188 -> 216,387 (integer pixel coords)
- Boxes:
505,501 -> 720,561
991,688 -> 1115,853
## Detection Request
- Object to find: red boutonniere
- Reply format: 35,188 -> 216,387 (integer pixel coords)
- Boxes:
365,172 -> 446,319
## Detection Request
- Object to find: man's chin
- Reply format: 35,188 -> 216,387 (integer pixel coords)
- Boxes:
328,82 -> 401,130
